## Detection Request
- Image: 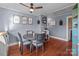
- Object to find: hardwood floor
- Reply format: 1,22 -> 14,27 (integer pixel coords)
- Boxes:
8,38 -> 70,56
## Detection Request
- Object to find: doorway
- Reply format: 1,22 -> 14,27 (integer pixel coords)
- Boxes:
67,16 -> 72,41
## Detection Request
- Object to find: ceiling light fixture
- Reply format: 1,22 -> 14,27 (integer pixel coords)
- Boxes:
30,8 -> 34,13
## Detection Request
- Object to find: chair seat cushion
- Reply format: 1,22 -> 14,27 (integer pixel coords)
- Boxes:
32,42 -> 43,46
22,38 -> 31,42
23,41 -> 31,45
32,40 -> 42,43
32,40 -> 43,47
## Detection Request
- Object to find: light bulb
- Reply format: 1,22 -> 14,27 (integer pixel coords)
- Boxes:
30,9 -> 34,12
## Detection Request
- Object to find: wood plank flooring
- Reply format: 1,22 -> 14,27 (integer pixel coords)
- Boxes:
8,38 -> 70,56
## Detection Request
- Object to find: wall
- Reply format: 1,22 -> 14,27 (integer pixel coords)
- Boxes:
0,5 -> 74,44
0,7 -> 40,44
48,6 -> 73,41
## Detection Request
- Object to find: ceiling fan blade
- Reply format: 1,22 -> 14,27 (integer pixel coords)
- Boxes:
34,6 -> 43,9
19,3 -> 30,8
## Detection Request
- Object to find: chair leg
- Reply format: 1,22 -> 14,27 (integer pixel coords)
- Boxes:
30,44 -> 33,53
42,44 -> 45,53
19,44 -> 23,55
36,46 -> 38,56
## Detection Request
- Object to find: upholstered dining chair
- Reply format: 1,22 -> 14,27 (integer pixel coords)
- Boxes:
26,30 -> 35,52
32,33 -> 45,55
27,30 -> 35,38
18,32 -> 31,55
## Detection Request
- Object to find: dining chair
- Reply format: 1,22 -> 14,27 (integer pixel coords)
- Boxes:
27,30 -> 34,38
32,33 -> 45,55
18,32 -> 31,55
26,30 -> 35,52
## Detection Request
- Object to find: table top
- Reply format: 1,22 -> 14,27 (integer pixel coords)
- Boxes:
36,32 -> 45,34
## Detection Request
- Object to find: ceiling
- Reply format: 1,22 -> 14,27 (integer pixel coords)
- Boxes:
0,3 -> 75,16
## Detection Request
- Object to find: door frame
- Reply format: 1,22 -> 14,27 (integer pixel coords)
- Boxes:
66,16 -> 72,41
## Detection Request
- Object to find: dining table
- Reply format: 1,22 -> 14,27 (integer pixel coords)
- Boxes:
23,32 -> 45,53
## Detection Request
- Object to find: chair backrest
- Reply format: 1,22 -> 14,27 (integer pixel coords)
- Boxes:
18,32 -> 23,44
19,31 -> 27,41
27,30 -> 34,38
36,33 -> 45,42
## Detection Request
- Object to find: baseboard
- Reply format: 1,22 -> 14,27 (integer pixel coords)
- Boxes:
49,36 -> 68,41
8,42 -> 19,47
8,36 -> 68,46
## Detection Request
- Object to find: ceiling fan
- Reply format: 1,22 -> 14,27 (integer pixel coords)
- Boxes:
19,3 -> 43,13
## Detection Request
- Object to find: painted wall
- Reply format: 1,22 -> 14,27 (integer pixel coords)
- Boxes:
0,7 -> 40,44
0,6 -> 73,44
48,6 -> 73,41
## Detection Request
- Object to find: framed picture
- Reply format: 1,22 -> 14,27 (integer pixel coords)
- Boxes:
28,17 -> 32,25
22,16 -> 27,24
13,15 -> 20,24
42,16 -> 47,24
47,17 -> 55,26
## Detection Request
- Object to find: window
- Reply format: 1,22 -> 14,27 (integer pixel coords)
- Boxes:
13,15 -> 20,24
